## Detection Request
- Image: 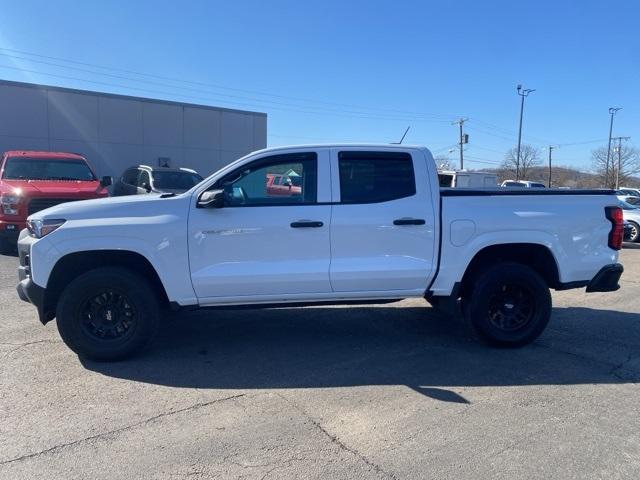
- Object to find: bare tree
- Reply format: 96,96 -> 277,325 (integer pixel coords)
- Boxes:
501,145 -> 541,180
592,144 -> 640,188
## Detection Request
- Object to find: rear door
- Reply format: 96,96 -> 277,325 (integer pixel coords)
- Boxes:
329,149 -> 437,293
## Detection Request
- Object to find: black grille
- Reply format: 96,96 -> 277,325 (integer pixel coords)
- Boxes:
28,198 -> 78,215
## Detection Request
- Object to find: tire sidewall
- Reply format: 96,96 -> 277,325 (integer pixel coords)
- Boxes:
466,263 -> 552,347
56,267 -> 160,361
629,221 -> 640,243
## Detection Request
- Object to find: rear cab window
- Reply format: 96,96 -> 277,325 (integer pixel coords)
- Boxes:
338,151 -> 416,203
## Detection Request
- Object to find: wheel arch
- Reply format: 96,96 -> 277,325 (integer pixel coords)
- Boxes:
459,243 -> 560,298
42,250 -> 170,323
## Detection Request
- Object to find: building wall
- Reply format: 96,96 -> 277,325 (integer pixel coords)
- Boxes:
0,80 -> 267,178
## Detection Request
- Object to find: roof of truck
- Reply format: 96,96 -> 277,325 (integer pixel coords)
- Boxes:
252,143 -> 429,153
3,150 -> 86,160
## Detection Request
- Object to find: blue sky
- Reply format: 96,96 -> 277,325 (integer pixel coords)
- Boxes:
1,0 -> 638,171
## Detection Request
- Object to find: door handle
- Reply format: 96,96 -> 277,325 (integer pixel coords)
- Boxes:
290,220 -> 324,228
393,218 -> 426,226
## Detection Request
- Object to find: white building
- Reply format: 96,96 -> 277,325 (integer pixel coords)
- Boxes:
0,79 -> 267,177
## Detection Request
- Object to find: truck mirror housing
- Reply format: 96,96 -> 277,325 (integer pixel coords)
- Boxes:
197,189 -> 224,208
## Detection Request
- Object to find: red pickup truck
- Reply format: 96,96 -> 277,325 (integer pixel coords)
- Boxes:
0,150 -> 111,253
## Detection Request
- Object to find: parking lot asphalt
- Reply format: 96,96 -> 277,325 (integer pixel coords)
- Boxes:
1,247 -> 639,479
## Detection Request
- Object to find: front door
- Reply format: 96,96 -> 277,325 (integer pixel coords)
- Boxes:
188,150 -> 332,302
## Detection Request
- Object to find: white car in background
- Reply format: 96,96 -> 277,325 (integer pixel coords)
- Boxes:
619,187 -> 640,197
615,190 -> 640,204
501,180 -> 546,188
438,170 -> 498,188
620,200 -> 640,242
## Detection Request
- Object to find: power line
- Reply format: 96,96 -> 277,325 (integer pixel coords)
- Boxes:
0,52 -> 458,121
0,47 -> 619,157
0,63 -> 459,123
469,117 -> 552,145
0,48 -> 461,120
556,138 -> 608,147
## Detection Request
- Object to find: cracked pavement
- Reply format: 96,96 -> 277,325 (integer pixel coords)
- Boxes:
1,248 -> 639,479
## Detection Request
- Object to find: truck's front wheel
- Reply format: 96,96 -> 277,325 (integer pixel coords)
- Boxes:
463,263 -> 551,347
56,267 -> 160,361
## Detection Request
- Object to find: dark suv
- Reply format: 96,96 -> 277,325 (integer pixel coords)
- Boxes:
112,165 -> 203,196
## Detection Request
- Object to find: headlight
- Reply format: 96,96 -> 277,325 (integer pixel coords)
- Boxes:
27,218 -> 66,238
0,193 -> 21,215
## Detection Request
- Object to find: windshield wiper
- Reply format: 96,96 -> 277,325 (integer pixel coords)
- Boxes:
160,192 -> 176,198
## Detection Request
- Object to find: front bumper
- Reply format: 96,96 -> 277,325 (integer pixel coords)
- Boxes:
586,264 -> 624,293
16,277 -> 47,324
16,229 -> 50,324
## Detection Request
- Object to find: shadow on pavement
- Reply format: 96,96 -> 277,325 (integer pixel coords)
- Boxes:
82,305 -> 640,403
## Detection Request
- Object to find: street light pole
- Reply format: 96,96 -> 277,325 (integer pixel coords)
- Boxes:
605,107 -> 621,188
516,84 -> 535,181
547,145 -> 555,188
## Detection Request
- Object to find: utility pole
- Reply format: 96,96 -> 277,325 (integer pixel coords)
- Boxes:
452,118 -> 468,169
605,107 -> 621,187
612,136 -> 631,189
547,145 -> 555,188
516,84 -> 535,181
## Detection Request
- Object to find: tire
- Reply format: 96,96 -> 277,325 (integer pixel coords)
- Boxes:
462,262 -> 551,347
56,267 -> 160,361
628,221 -> 640,243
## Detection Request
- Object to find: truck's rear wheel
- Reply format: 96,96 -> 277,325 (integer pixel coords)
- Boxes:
463,263 -> 551,347
56,267 -> 160,361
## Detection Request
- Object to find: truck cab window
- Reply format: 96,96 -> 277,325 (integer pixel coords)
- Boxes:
338,151 -> 416,203
216,152 -> 317,206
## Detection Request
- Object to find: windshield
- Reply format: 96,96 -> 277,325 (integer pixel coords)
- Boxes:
152,171 -> 203,190
503,181 -> 525,187
2,157 -> 96,181
619,200 -> 637,210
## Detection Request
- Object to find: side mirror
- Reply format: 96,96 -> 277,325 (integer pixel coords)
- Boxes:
100,176 -> 113,187
197,189 -> 224,208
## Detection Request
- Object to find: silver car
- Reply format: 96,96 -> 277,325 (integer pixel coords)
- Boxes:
621,201 -> 640,243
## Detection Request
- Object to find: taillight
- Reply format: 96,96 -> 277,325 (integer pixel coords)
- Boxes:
605,206 -> 623,250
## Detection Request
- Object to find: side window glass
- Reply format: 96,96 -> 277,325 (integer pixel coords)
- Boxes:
217,153 -> 317,206
138,170 -> 150,188
338,151 -> 416,203
122,169 -> 137,185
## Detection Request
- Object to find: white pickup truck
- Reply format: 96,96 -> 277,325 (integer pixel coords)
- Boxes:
16,145 -> 624,360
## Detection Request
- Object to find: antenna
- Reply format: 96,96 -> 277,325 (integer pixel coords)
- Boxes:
391,126 -> 411,144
